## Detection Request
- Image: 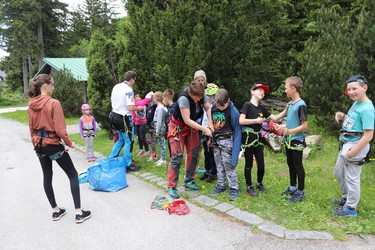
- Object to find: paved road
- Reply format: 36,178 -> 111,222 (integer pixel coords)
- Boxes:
0,116 -> 374,249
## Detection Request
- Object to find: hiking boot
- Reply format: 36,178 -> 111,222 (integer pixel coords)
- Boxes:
75,209 -> 92,224
209,186 -> 226,195
332,198 -> 347,206
256,183 -> 267,194
229,189 -> 239,201
281,187 -> 296,196
246,186 -> 258,197
168,188 -> 180,199
332,206 -> 358,217
127,164 -> 141,172
288,190 -> 305,203
52,207 -> 66,221
199,173 -> 208,181
206,175 -> 217,183
185,182 -> 201,190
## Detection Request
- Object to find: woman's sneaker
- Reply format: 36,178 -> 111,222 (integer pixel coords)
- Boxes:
75,210 -> 92,224
136,151 -> 144,157
52,207 -> 66,221
168,188 -> 180,199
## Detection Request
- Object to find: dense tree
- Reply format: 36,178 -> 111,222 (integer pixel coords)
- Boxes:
86,30 -> 116,130
0,0 -> 68,94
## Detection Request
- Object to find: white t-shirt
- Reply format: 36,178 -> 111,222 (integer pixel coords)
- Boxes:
111,81 -> 135,116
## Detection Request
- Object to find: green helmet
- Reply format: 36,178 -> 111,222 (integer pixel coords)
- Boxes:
205,83 -> 219,96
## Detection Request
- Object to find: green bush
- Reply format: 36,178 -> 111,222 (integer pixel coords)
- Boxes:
0,86 -> 28,107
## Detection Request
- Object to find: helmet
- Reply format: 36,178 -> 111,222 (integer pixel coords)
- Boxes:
81,104 -> 90,111
205,83 -> 219,96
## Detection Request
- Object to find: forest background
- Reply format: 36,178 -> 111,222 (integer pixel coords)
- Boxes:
1,0 -> 375,133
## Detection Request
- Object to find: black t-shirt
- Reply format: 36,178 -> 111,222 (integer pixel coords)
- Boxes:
240,102 -> 271,132
212,103 -> 232,133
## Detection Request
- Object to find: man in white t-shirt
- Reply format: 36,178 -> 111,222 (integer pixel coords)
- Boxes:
109,71 -> 149,172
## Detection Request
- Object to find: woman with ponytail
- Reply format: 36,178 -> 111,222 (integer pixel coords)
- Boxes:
28,74 -> 91,223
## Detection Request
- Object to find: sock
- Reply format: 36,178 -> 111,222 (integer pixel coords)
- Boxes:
289,186 -> 297,192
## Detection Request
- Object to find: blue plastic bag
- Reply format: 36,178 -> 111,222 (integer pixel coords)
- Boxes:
87,157 -> 128,192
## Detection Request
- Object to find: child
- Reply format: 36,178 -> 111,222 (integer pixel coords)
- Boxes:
274,76 -> 308,203
133,94 -> 150,157
239,84 -> 288,197
332,75 -> 374,217
163,88 -> 175,159
153,91 -> 168,166
79,103 -> 97,162
200,83 -> 219,183
146,97 -> 158,161
209,89 -> 242,201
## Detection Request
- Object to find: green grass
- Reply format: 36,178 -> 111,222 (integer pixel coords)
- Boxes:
3,110 -> 375,239
0,110 -> 79,125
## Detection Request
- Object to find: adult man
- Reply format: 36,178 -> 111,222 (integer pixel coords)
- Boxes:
109,71 -> 150,172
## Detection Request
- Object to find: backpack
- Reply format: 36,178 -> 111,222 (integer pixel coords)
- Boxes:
146,104 -> 157,130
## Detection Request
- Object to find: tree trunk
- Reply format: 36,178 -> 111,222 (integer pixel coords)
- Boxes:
37,17 -> 44,68
22,57 -> 29,97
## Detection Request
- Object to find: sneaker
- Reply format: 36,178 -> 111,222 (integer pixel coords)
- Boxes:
86,157 -> 91,162
52,207 -> 66,221
127,164 -> 141,172
168,188 -> 180,199
141,151 -> 150,157
75,209 -> 92,224
209,186 -> 226,195
256,183 -> 267,193
281,187 -> 296,196
147,153 -> 157,161
332,206 -> 358,217
89,156 -> 96,162
155,159 -> 166,166
246,186 -> 258,197
332,198 -> 347,206
229,189 -> 239,201
137,151 -> 144,157
288,190 -> 305,203
206,175 -> 217,183
199,173 -> 208,181
185,182 -> 201,190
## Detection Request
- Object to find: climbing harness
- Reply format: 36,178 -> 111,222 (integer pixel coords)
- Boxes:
34,130 -> 65,160
151,195 -> 172,210
284,135 -> 305,151
167,199 -> 190,215
241,127 -> 264,151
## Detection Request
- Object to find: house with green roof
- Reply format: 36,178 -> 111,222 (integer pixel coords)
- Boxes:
34,58 -> 88,81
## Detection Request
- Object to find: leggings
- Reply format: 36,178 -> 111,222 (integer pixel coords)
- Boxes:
286,147 -> 305,191
136,124 -> 149,152
244,145 -> 265,187
38,145 -> 81,209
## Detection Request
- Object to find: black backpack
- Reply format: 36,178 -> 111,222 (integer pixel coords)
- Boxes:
146,104 -> 157,130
